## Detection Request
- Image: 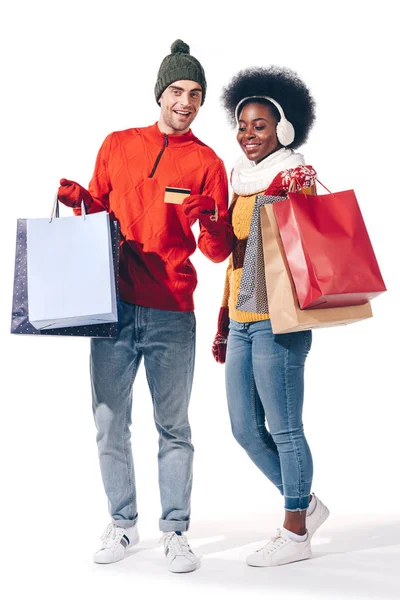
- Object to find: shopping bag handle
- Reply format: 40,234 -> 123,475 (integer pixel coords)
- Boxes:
49,195 -> 88,222
316,179 -> 334,195
289,177 -> 334,196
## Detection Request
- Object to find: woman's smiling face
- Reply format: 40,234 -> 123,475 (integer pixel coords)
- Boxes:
237,101 -> 282,163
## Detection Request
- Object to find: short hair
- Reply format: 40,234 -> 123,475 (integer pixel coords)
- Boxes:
221,66 -> 316,149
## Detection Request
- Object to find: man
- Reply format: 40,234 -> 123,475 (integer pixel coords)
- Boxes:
57,39 -> 232,573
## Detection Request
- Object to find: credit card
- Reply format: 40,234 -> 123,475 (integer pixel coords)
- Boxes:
164,187 -> 191,204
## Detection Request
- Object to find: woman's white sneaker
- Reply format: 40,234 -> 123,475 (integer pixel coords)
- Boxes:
162,532 -> 198,573
306,494 -> 330,537
246,528 -> 311,567
93,523 -> 139,564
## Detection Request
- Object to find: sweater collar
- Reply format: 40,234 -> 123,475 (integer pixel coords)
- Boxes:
146,122 -> 196,146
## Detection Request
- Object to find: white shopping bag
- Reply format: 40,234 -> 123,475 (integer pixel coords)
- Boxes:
26,199 -> 117,330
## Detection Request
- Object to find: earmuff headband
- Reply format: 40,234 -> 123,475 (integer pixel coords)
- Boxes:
235,96 -> 295,146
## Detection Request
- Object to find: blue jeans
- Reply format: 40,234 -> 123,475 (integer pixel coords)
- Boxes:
90,301 -> 196,532
225,319 -> 313,511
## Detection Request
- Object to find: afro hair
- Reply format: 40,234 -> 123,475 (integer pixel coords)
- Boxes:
221,66 -> 316,149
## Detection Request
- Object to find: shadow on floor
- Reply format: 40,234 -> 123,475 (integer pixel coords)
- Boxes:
119,515 -> 400,599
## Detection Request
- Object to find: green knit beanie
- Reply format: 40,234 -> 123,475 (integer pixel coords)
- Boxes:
155,39 -> 207,105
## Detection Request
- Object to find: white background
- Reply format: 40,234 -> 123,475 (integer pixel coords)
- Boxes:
1,1 -> 399,599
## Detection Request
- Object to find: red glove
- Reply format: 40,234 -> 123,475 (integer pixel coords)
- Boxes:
212,306 -> 230,364
267,165 -> 317,196
57,178 -> 92,209
182,195 -> 218,229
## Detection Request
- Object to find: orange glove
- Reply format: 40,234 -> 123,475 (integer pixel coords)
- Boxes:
212,306 -> 229,364
57,178 -> 92,209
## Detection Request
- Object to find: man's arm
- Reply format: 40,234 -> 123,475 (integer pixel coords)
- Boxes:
84,133 -> 114,214
193,160 -> 233,263
58,134 -> 113,216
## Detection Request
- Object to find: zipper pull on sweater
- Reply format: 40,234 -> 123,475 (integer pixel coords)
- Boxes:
148,134 -> 168,178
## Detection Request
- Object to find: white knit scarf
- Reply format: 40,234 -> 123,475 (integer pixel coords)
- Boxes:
231,147 -> 305,195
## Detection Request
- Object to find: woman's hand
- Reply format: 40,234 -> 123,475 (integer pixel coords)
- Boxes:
212,306 -> 230,363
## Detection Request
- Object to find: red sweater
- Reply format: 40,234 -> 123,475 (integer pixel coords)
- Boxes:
77,123 -> 233,311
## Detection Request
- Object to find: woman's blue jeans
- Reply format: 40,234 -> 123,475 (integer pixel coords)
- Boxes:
225,318 -> 313,511
90,301 -> 196,532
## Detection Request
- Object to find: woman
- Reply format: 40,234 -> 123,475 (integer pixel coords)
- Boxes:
212,66 -> 329,567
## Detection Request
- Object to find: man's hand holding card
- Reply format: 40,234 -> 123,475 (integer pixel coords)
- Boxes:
182,194 -> 218,228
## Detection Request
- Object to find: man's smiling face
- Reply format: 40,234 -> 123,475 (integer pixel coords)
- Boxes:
158,80 -> 202,134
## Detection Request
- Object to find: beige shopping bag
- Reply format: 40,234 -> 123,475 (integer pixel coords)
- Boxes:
261,204 -> 373,334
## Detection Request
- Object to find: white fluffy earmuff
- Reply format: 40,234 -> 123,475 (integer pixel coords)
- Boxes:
235,96 -> 295,146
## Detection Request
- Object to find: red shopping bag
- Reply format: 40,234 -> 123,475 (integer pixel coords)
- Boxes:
273,181 -> 386,309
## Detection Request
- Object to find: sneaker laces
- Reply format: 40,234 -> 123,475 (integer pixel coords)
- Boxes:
100,523 -> 124,548
162,532 -> 191,556
258,529 -> 288,555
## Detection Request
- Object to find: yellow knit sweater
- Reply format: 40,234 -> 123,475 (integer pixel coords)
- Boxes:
222,187 -> 314,323
221,193 -> 269,322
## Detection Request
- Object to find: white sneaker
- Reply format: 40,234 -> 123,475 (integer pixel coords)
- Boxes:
246,528 -> 311,567
94,523 -> 139,564
307,494 -> 330,537
162,532 -> 198,573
